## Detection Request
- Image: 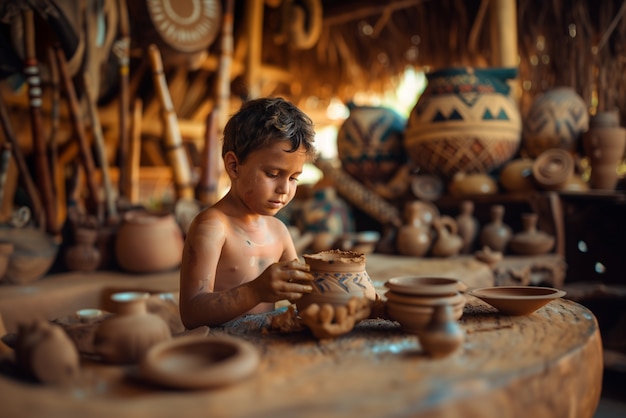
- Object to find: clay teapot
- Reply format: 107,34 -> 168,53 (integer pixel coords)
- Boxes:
431,216 -> 463,257
396,201 -> 438,257
94,291 -> 172,364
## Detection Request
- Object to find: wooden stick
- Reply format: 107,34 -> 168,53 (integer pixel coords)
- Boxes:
83,73 -> 118,223
0,94 -> 45,228
114,0 -> 130,199
23,9 -> 57,234
55,44 -> 103,219
195,109 -> 219,206
148,44 -> 195,201
128,98 -> 143,204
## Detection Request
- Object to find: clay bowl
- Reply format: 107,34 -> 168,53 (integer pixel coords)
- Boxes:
384,276 -> 467,297
386,300 -> 464,333
384,290 -> 466,308
469,286 -> 566,316
140,334 -> 260,390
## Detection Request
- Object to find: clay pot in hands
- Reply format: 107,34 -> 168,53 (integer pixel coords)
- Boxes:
114,209 -> 184,273
295,250 -> 377,312
94,291 -> 172,364
509,213 -> 555,255
480,205 -> 512,253
431,216 -> 463,257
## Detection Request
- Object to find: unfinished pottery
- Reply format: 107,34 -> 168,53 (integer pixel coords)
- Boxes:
15,320 -> 81,385
469,286 -> 566,315
417,303 -> 464,358
296,250 -> 376,312
140,334 -> 260,390
93,291 -> 172,364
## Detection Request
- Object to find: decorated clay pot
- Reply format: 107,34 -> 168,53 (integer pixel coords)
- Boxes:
509,213 -> 555,255
582,119 -> 626,190
114,209 -> 184,273
336,103 -> 407,183
404,67 -> 522,179
522,87 -> 589,158
295,250 -> 377,312
480,205 -> 512,253
94,291 -> 172,364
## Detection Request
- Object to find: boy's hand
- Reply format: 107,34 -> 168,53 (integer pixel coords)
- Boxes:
253,259 -> 314,303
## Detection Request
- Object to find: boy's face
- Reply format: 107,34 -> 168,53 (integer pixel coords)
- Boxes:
232,141 -> 308,216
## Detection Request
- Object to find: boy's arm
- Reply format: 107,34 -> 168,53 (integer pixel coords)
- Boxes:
179,211 -> 261,329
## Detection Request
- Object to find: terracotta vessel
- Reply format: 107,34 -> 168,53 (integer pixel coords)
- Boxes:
480,205 -> 512,253
0,226 -> 58,284
469,286 -> 566,316
522,87 -> 589,157
431,216 -> 463,257
447,172 -> 498,196
94,291 -> 172,364
396,200 -> 439,257
417,304 -> 464,358
404,67 -> 521,179
509,213 -> 555,255
499,158 -> 535,193
15,320 -> 81,385
295,250 -> 377,312
582,115 -> 626,190
336,103 -> 408,183
455,200 -> 479,254
64,227 -> 101,272
114,209 -> 184,273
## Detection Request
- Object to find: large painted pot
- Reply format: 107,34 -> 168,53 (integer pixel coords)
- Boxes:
336,103 -> 408,183
404,67 -> 521,179
522,87 -> 589,158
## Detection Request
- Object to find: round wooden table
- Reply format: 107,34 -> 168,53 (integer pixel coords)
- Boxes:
0,296 -> 602,418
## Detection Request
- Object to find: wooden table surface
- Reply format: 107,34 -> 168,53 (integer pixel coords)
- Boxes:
0,295 -> 602,418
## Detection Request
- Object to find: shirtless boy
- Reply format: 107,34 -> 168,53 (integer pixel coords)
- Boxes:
179,97 -> 318,329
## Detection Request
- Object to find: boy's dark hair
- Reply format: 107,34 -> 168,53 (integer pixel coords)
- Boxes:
222,97 -> 317,163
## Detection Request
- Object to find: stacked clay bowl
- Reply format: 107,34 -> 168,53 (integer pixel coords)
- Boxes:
384,276 -> 466,334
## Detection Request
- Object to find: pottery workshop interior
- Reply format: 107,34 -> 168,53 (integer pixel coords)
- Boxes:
0,0 -> 625,417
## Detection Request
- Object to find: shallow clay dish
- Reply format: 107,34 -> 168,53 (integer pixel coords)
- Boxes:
140,334 -> 260,389
384,276 -> 466,296
469,286 -> 566,316
384,290 -> 465,307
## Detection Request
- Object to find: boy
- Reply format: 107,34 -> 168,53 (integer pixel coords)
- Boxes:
179,97 -> 318,329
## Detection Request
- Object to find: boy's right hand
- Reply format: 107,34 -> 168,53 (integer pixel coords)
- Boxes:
253,259 -> 314,303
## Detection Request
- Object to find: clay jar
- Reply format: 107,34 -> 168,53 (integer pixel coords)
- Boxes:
431,216 -> 463,257
114,209 -> 184,273
64,227 -> 101,272
295,250 -> 377,312
455,200 -> 479,254
480,205 -> 512,253
509,213 -> 555,255
396,201 -> 439,257
583,112 -> 626,190
417,303 -> 464,358
499,158 -> 535,193
94,291 -> 172,364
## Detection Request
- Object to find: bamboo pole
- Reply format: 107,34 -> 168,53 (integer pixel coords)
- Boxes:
115,0 -> 131,199
244,0 -> 263,99
24,10 -> 58,234
128,98 -> 143,204
148,44 -> 195,201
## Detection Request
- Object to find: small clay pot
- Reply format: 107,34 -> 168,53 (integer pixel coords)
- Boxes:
499,158 -> 535,193
417,304 -> 464,358
532,148 -> 575,191
480,205 -> 512,253
448,172 -> 498,196
431,216 -> 463,257
455,201 -> 479,254
94,292 -> 172,364
509,213 -> 555,255
64,228 -> 101,272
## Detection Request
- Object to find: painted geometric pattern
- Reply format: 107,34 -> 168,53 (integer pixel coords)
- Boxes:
411,94 -> 521,126
405,136 -> 521,178
313,272 -> 373,294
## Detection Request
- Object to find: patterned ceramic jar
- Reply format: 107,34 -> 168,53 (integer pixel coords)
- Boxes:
404,67 -> 522,179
